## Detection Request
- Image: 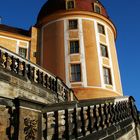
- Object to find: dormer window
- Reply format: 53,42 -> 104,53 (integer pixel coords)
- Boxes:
66,0 -> 75,10
95,5 -> 101,14
93,3 -> 101,14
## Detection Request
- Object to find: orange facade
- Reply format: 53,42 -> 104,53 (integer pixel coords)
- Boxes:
38,11 -> 123,100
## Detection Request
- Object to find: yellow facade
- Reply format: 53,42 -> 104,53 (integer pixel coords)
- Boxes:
0,27 -> 37,64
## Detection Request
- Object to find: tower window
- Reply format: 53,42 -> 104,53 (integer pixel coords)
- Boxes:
70,40 -> 79,54
69,20 -> 78,29
66,0 -> 75,10
18,47 -> 27,58
71,64 -> 81,82
100,44 -> 108,58
98,24 -> 105,34
103,67 -> 112,85
94,5 -> 101,14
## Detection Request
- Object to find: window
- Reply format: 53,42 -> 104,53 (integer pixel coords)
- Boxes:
18,47 -> 27,58
69,20 -> 78,29
94,5 -> 101,14
98,24 -> 105,34
70,40 -> 79,54
103,67 -> 112,85
66,0 -> 75,9
71,64 -> 81,82
100,44 -> 108,58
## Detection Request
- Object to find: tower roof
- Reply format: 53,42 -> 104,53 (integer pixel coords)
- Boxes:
37,0 -> 109,23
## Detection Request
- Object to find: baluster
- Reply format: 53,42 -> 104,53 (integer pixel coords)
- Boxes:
36,70 -> 41,84
54,79 -> 57,92
54,111 -> 58,140
31,67 -> 35,82
84,107 -> 90,136
94,105 -> 101,130
64,88 -> 68,101
123,102 -> 128,119
8,55 -> 12,70
118,103 -> 121,122
73,108 -> 78,139
61,83 -> 65,100
52,79 -> 55,91
27,64 -> 35,81
36,70 -> 44,85
0,50 -> 4,67
116,103 -> 119,122
47,112 -> 56,140
118,102 -> 122,122
3,52 -> 8,68
90,106 -> 95,132
87,106 -> 92,134
114,103 -> 119,123
126,101 -> 131,118
58,110 -> 65,139
27,64 -> 31,80
64,109 -> 69,140
45,74 -> 49,89
109,103 -> 114,125
15,58 -> 19,74
49,77 -> 52,90
77,108 -> 82,138
67,109 -> 75,139
81,107 -> 85,136
22,61 -> 26,76
4,53 -> 11,70
41,72 -> 44,86
42,113 -> 47,140
55,77 -> 58,97
18,61 -> 24,76
100,104 -> 106,129
10,56 -> 15,72
104,103 -> 110,127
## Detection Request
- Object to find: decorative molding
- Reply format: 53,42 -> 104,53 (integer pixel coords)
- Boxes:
24,117 -> 38,140
78,18 -> 87,87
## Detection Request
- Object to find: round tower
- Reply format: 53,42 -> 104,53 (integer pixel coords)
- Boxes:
36,0 -> 123,100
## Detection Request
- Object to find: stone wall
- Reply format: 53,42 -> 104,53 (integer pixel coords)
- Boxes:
0,68 -> 58,103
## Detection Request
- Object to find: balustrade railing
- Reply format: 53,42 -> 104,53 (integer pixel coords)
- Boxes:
42,96 -> 139,140
0,96 -> 139,140
0,46 -> 73,102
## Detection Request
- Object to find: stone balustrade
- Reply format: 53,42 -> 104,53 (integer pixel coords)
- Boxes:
0,96 -> 139,140
0,46 -> 73,102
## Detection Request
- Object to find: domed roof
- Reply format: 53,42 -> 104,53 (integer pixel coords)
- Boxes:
37,0 -> 109,23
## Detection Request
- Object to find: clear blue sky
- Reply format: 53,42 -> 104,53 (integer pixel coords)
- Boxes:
0,0 -> 140,110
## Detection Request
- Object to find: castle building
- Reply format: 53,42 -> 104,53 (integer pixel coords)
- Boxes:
0,0 -> 122,100
0,1 -> 140,140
